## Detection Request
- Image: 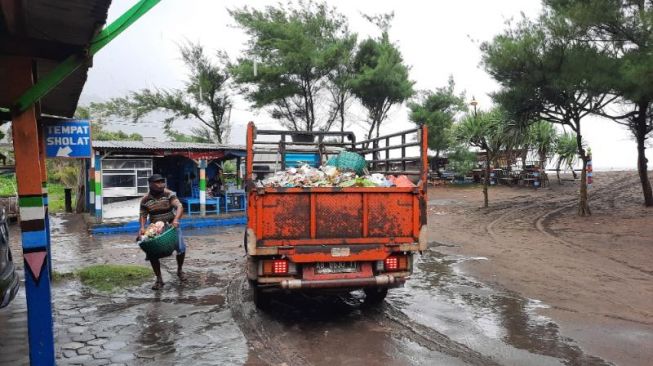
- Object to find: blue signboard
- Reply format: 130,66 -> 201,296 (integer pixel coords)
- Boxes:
45,120 -> 92,158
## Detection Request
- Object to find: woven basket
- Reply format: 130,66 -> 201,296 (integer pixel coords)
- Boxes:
333,151 -> 367,175
139,226 -> 177,259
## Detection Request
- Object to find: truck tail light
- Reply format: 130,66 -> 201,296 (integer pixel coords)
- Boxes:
261,259 -> 296,275
383,255 -> 409,272
273,259 -> 288,274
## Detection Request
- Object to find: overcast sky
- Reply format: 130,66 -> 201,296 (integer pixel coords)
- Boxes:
80,0 -> 641,170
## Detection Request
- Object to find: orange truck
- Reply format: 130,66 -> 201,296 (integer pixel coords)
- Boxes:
245,122 -> 428,307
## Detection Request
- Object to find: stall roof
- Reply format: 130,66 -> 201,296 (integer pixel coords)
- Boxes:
93,140 -> 245,152
93,140 -> 246,160
0,0 -> 112,118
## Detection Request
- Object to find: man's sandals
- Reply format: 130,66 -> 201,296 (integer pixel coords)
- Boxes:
177,271 -> 187,282
152,273 -> 185,290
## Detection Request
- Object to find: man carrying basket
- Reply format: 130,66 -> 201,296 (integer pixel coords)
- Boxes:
139,174 -> 186,290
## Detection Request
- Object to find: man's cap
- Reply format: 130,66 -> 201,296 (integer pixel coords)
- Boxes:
148,174 -> 165,183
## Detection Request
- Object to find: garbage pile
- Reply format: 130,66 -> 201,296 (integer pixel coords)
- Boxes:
257,164 -> 416,188
137,221 -> 165,242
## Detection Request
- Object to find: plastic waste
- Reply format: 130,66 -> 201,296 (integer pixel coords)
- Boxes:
394,175 -> 416,187
259,163 -> 415,188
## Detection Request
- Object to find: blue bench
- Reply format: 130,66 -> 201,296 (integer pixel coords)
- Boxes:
180,197 -> 221,215
180,187 -> 221,215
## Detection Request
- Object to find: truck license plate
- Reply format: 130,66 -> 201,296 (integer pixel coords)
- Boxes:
331,247 -> 350,257
316,262 -> 359,274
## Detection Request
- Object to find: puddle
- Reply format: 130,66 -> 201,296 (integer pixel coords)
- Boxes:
388,249 -> 610,365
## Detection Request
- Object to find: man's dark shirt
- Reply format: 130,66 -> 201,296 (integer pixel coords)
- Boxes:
140,189 -> 180,224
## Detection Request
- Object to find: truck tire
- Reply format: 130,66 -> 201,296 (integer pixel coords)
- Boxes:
249,280 -> 271,309
363,287 -> 388,305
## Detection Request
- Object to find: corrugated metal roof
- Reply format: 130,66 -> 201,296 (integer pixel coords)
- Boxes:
23,0 -> 111,46
0,0 -> 112,118
92,140 -> 245,151
38,59 -> 89,117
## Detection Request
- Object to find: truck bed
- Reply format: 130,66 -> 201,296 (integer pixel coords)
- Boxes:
247,186 -> 426,262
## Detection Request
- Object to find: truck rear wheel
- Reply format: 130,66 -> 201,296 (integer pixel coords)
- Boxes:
363,287 -> 388,305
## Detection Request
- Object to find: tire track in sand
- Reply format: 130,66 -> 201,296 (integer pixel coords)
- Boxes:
534,174 -> 653,277
227,275 -> 313,366
228,270 -> 499,365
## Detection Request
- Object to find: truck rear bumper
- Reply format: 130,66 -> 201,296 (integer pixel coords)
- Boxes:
280,274 -> 406,290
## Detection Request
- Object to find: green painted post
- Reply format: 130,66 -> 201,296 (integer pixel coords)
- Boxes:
199,159 -> 207,216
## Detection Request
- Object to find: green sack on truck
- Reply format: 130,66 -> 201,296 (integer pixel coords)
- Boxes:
326,151 -> 367,175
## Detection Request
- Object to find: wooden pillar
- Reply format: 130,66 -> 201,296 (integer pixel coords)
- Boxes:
8,57 -> 55,365
37,117 -> 52,276
199,159 -> 206,216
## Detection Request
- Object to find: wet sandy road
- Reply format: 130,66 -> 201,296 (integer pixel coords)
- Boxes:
2,216 -> 612,365
227,248 -> 608,366
427,172 -> 653,366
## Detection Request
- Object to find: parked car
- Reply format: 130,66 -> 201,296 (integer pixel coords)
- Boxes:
0,207 -> 19,308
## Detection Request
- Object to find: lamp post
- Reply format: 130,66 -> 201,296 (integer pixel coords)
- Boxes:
470,96 -> 478,117
470,96 -> 489,206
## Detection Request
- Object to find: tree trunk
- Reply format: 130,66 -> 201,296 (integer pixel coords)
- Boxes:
578,155 -> 591,216
556,160 -> 562,185
636,128 -> 653,206
570,164 -> 578,180
634,102 -> 653,206
365,120 -> 377,149
340,102 -> 345,143
572,118 -> 591,216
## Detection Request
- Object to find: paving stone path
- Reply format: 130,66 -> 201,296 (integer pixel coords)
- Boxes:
1,216 -> 248,366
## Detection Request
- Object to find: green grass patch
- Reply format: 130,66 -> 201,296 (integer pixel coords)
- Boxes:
47,183 -> 76,213
78,264 -> 151,292
52,271 -> 76,282
0,176 -> 76,213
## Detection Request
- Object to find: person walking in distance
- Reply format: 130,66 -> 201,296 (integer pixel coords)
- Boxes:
139,174 -> 186,290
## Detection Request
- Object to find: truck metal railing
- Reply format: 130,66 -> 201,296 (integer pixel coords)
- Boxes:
248,127 -> 357,177
246,123 -> 428,188
354,128 -> 426,182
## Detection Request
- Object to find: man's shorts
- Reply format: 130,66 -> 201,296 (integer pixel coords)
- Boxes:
176,227 -> 186,255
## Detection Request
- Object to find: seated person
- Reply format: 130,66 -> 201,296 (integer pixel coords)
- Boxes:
207,175 -> 223,198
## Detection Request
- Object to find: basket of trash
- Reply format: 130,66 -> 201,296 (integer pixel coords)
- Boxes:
138,225 -> 177,259
331,151 -> 367,175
